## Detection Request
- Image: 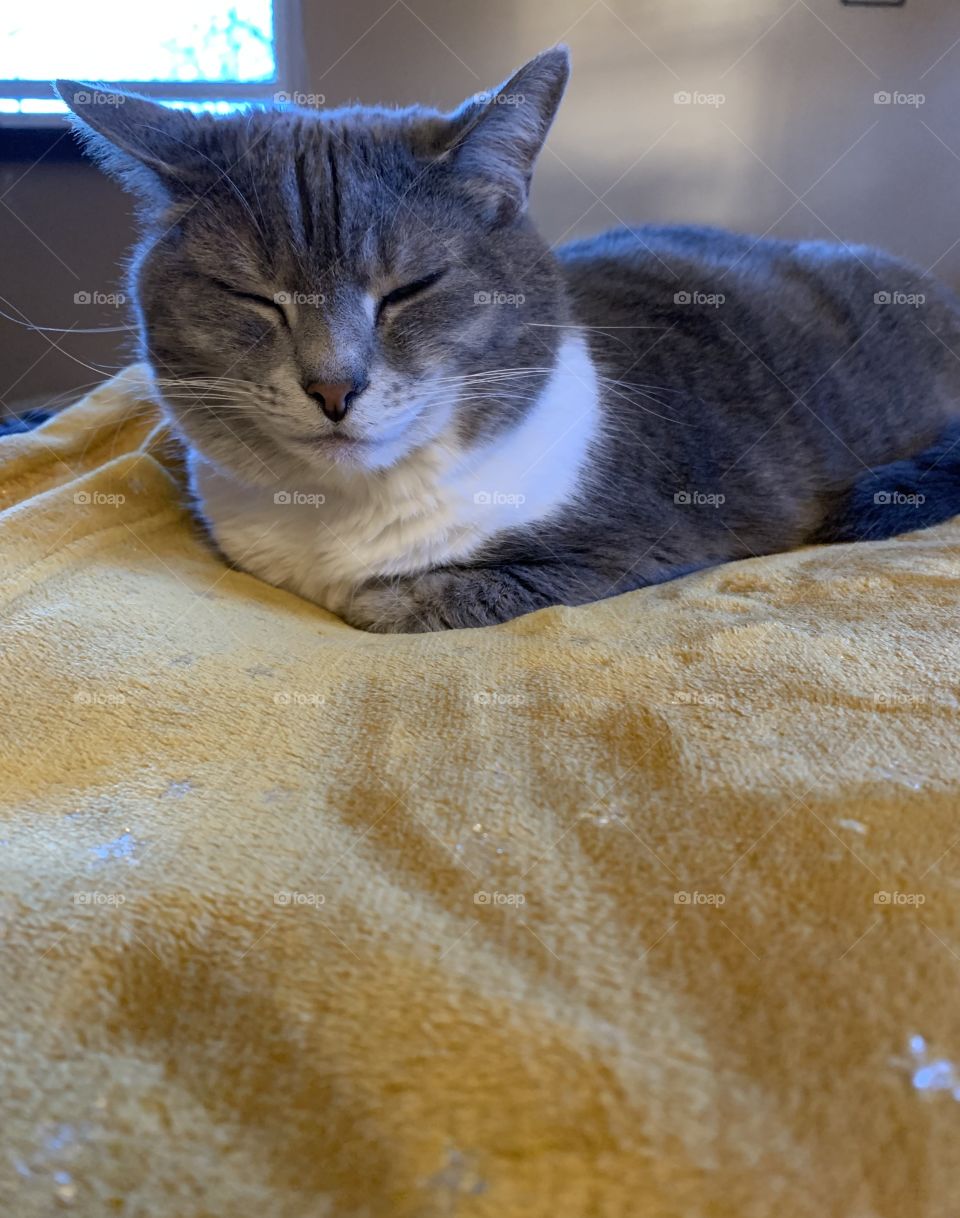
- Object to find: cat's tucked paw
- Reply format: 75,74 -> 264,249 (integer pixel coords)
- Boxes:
340,566 -> 564,633
339,578 -> 450,634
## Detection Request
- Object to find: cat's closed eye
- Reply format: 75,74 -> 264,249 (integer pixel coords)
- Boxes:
376,269 -> 447,322
210,278 -> 288,324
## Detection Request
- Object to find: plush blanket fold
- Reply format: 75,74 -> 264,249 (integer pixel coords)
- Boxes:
2,367 -> 959,1217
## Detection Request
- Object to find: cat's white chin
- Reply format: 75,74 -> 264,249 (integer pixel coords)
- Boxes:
293,432 -> 412,472
290,403 -> 451,473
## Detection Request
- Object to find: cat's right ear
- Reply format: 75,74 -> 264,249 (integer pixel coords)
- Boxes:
54,81 -> 206,199
437,46 -> 571,226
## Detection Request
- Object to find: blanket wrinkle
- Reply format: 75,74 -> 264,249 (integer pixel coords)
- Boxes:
2,367 -> 960,1217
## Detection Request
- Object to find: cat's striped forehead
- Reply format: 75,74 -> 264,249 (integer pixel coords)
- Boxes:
192,111 -> 446,286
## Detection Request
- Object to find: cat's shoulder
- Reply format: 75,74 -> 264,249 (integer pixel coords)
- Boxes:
555,224 -> 919,280
554,224 -> 774,270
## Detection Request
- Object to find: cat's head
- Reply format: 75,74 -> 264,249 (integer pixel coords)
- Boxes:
57,49 -> 571,486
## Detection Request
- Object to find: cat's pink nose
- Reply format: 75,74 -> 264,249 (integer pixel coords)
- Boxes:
305,380 -> 356,424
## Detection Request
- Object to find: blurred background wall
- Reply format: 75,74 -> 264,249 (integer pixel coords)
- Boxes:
3,0 -> 960,404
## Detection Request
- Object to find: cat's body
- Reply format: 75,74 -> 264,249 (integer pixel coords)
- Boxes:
189,331 -> 600,619
57,51 -> 960,632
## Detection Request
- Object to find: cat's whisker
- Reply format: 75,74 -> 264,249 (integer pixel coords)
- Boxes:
596,376 -> 683,394
155,383 -> 261,394
432,369 -> 556,383
155,389 -> 262,400
524,322 -> 672,330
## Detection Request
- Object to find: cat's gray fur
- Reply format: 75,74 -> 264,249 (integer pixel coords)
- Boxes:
57,49 -> 960,631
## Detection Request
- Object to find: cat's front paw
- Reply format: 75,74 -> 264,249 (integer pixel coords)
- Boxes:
340,564 -> 565,633
339,578 -> 448,634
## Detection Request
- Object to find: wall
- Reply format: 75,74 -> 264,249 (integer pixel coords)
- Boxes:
2,0 -> 959,404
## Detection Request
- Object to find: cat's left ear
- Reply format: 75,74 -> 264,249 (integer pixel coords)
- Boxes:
440,46 -> 570,225
54,80 -> 209,203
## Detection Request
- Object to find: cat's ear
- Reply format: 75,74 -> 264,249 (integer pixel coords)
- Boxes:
441,46 -> 570,224
54,81 -> 207,199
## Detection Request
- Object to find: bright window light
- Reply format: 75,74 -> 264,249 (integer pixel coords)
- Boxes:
1,1 -> 292,124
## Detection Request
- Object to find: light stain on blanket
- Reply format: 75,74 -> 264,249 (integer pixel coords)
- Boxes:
904,1035 -> 960,1102
836,819 -> 868,835
245,664 -> 276,678
161,780 -> 194,799
423,1147 -> 487,1203
90,832 -> 140,864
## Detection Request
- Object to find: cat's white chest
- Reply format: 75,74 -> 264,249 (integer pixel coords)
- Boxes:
189,334 -> 599,613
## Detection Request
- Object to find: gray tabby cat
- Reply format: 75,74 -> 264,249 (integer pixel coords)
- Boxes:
57,49 -> 960,632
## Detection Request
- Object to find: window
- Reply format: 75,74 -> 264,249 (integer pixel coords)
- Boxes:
1,0 -> 297,125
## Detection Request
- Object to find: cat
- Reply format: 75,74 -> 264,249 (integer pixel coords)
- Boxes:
57,47 -> 960,632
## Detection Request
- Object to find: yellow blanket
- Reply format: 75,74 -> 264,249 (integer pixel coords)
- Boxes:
3,368 -> 960,1217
